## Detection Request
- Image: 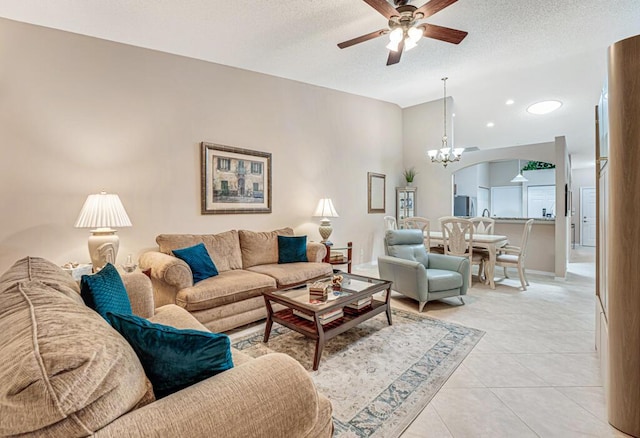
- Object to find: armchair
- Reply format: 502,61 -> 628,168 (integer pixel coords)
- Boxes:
378,229 -> 470,312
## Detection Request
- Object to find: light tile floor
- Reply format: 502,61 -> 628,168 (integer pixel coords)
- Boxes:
352,246 -> 631,438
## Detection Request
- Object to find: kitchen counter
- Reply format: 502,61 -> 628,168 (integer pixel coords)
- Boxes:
493,217 -> 555,225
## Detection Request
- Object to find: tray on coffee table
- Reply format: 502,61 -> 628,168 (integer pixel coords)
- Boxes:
262,273 -> 392,370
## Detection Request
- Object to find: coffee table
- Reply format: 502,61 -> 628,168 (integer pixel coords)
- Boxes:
263,273 -> 393,370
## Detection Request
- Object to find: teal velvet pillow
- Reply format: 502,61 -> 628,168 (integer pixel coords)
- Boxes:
107,312 -> 234,398
80,263 -> 132,321
172,242 -> 219,283
278,235 -> 308,264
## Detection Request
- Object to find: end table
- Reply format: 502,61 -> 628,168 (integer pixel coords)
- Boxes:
323,242 -> 352,273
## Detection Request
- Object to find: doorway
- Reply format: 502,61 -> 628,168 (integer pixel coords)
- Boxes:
581,187 -> 596,246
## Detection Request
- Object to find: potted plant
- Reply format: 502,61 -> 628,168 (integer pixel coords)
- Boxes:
403,167 -> 417,186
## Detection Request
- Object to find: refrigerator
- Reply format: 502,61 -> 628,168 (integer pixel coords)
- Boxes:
454,195 -> 476,217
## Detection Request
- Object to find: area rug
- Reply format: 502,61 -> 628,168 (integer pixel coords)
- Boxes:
231,308 -> 484,437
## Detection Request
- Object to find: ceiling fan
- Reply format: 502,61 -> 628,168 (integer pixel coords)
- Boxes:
337,0 -> 468,66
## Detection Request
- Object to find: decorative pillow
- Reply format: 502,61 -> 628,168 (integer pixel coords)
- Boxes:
107,312 -> 234,398
80,263 -> 132,321
172,242 -> 219,283
278,235 -> 308,264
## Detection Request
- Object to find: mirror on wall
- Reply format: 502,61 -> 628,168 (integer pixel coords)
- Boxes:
452,160 -> 556,219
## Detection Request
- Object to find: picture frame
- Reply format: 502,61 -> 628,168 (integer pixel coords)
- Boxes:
201,142 -> 272,214
368,172 -> 386,213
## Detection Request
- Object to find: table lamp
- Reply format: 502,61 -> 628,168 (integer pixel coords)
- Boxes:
313,198 -> 339,245
74,191 -> 132,271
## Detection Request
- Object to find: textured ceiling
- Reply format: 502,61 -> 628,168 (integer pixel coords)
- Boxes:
1,0 -> 639,168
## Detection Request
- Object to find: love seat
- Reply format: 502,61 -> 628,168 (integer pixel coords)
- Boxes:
0,256 -> 333,437
140,228 -> 333,332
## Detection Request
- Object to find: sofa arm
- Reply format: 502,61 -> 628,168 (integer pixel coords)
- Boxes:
307,242 -> 327,263
378,255 -> 428,301
427,253 -> 470,294
94,353 -> 331,438
121,272 -> 155,319
139,251 -> 194,307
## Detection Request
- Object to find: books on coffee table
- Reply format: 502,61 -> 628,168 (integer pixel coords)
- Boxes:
293,308 -> 343,325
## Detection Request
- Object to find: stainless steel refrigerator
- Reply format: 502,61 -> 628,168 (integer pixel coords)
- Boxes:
454,195 -> 476,217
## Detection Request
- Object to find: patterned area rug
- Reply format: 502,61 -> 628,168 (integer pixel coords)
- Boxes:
232,308 -> 484,437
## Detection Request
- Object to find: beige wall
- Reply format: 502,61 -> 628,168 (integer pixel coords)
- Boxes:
0,18 -> 403,272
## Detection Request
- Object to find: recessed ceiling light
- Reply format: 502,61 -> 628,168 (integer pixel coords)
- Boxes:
505,99 -> 514,105
527,100 -> 562,115
486,122 -> 495,127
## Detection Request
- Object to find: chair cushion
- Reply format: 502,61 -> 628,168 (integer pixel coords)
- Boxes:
426,269 -> 463,291
107,312 -> 233,399
497,254 -> 519,264
172,242 -> 219,283
278,235 -> 308,264
80,263 -> 133,321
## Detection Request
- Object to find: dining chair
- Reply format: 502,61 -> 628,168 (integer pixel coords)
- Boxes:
469,217 -> 495,279
440,217 -> 484,285
495,219 -> 534,290
384,216 -> 398,231
470,217 -> 495,235
399,217 -> 431,251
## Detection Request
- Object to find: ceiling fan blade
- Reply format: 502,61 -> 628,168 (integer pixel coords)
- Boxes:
415,0 -> 458,19
362,0 -> 398,19
386,39 -> 404,65
422,23 -> 468,44
338,29 -> 387,49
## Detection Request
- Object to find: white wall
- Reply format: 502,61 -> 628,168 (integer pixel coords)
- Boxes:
0,18 -> 403,272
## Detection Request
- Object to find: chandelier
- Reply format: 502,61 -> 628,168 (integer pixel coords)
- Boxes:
427,77 -> 464,167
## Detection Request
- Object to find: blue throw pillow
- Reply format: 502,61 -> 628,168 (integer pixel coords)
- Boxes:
278,235 -> 308,264
80,263 -> 132,321
107,312 -> 234,398
172,242 -> 219,283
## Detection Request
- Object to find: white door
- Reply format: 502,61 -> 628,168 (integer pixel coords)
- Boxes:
581,187 -> 596,246
527,185 -> 556,218
477,187 -> 490,217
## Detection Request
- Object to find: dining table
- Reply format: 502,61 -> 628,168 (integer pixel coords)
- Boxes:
428,231 -> 509,289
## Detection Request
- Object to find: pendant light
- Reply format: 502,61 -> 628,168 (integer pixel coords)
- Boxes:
511,160 -> 528,183
427,77 -> 464,167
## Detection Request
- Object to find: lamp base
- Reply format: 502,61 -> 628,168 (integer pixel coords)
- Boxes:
88,229 -> 119,272
319,219 -> 333,245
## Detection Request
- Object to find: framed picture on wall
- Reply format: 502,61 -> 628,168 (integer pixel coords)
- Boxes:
201,142 -> 272,214
368,172 -> 386,213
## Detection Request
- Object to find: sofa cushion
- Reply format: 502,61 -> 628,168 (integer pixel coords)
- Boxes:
176,269 -> 277,312
80,263 -> 133,321
247,262 -> 332,288
0,279 -> 151,437
278,235 -> 308,264
0,256 -> 82,304
107,312 -> 234,399
172,242 -> 219,283
239,228 -> 294,268
157,230 -> 242,272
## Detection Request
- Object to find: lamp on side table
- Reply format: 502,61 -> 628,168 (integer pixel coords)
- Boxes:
74,191 -> 132,272
313,198 -> 339,245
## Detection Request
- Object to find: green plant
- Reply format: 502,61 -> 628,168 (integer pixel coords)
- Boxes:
403,167 -> 417,183
521,161 -> 556,171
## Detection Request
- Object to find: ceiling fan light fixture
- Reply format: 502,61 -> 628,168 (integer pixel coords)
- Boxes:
389,27 -> 403,42
386,40 -> 400,51
404,38 -> 418,51
407,26 -> 423,42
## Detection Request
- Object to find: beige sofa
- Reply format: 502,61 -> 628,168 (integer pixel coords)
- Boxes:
140,228 -> 333,332
0,256 -> 333,437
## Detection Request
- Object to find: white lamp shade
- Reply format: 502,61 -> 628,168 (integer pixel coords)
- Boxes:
313,198 -> 339,218
511,173 -> 528,183
75,192 -> 132,229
